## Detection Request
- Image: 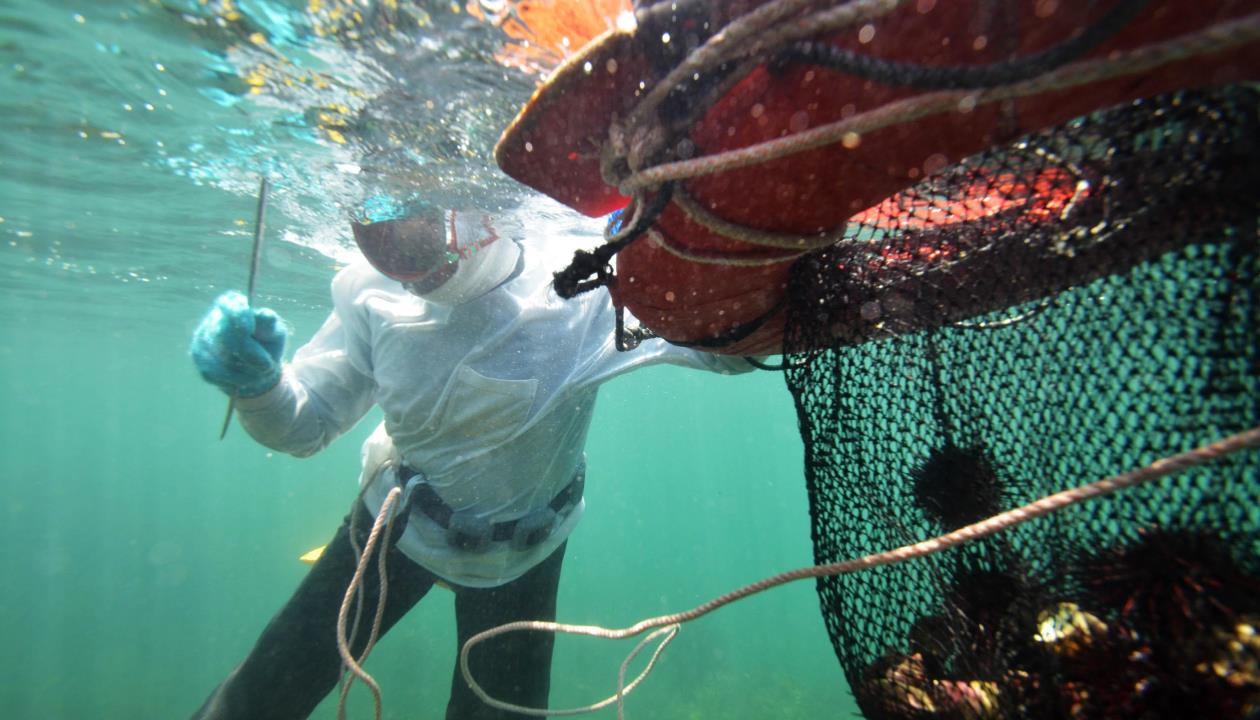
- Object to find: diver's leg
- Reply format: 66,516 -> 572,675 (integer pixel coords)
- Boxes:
446,542 -> 567,720
190,500 -> 437,720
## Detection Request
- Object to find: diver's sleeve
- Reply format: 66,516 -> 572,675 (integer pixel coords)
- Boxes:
570,291 -> 759,391
234,268 -> 378,457
639,337 -> 760,375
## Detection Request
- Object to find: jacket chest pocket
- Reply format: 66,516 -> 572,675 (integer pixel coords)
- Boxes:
422,366 -> 538,451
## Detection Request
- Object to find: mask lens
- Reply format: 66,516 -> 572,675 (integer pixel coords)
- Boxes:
351,215 -> 457,284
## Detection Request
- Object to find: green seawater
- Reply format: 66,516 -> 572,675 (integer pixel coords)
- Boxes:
0,1 -> 857,717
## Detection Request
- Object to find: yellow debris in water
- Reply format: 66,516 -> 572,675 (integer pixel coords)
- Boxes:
299,545 -> 327,564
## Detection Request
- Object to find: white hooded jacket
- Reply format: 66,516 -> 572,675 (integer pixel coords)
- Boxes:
236,211 -> 754,587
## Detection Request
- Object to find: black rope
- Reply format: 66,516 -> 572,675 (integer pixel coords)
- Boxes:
614,303 -> 658,352
633,0 -> 716,75
552,184 -> 675,299
781,0 -> 1149,91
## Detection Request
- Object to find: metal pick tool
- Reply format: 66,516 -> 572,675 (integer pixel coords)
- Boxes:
219,177 -> 270,440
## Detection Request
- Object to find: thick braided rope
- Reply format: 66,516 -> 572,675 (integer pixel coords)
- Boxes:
632,0 -> 911,123
745,0 -> 916,65
672,186 -> 844,251
622,12 -> 1260,193
648,184 -> 852,269
625,0 -> 821,132
336,464 -> 396,702
620,0 -> 912,173
335,485 -> 403,720
647,229 -> 805,266
336,498 -> 400,719
459,425 -> 1260,718
784,0 -> 1151,91
339,479 -> 373,691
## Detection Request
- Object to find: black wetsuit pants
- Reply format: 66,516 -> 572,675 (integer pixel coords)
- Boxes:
190,500 -> 566,720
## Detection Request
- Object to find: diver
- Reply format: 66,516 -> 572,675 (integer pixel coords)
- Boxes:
187,198 -> 756,719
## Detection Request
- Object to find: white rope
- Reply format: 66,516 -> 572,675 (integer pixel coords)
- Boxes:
335,486 -> 403,720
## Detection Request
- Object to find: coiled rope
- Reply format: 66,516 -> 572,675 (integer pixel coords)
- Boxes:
459,425 -> 1260,719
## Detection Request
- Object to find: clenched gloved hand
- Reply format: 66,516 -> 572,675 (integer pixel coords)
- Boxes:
190,290 -> 289,397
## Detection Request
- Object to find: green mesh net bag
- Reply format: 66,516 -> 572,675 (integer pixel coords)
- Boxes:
782,84 -> 1260,719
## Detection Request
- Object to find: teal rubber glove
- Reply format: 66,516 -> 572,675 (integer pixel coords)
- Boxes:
190,291 -> 288,397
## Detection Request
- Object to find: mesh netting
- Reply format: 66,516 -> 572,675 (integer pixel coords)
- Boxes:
783,85 -> 1260,719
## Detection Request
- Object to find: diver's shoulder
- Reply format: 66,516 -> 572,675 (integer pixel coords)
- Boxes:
329,258 -> 450,326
